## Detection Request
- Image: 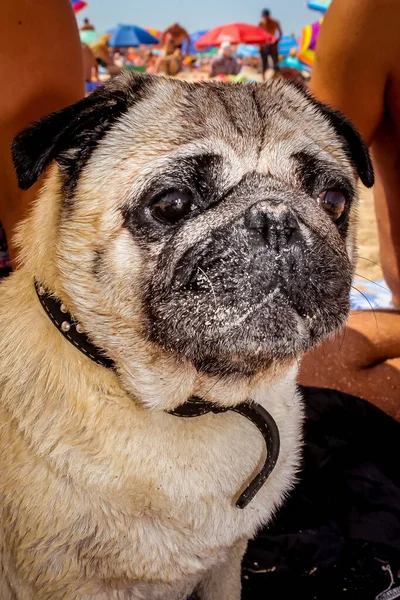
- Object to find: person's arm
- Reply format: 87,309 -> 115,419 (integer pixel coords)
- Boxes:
311,0 -> 388,145
0,0 -> 84,264
311,0 -> 400,303
258,20 -> 265,48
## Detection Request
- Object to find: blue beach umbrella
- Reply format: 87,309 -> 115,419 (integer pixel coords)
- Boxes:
108,24 -> 159,47
182,30 -> 211,55
236,44 -> 259,58
278,35 -> 299,57
308,0 -> 331,13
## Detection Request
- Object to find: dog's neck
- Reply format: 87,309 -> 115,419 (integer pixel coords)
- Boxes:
34,279 -> 115,370
0,269 -> 301,511
33,278 -> 283,509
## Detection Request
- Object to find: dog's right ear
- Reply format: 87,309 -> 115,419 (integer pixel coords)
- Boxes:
11,73 -> 149,190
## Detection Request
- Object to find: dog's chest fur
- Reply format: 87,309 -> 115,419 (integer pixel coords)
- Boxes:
0,274 -> 302,599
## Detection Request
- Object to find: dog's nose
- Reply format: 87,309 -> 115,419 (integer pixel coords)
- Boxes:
244,201 -> 301,246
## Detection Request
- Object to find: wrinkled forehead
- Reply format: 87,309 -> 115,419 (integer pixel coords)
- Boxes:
88,79 -> 354,195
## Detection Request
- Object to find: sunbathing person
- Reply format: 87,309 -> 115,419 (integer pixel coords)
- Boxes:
209,43 -> 242,78
155,39 -> 182,76
299,0 -> 400,420
160,23 -> 190,58
0,0 -> 84,270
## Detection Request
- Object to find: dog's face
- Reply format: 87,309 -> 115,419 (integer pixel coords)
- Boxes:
12,74 -> 373,408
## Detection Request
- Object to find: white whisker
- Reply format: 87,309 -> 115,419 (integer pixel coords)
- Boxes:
197,266 -> 218,310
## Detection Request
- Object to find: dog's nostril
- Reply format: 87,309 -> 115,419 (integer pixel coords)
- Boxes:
282,214 -> 300,243
245,203 -> 267,230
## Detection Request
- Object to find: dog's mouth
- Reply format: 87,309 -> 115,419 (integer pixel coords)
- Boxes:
146,221 -> 352,376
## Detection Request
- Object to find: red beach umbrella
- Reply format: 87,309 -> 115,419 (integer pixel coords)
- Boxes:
195,22 -> 275,49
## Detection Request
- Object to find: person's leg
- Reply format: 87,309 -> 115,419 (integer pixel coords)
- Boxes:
260,45 -> 270,81
0,0 -> 84,266
270,42 -> 280,71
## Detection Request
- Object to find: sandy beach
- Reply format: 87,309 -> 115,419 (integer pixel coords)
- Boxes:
357,186 -> 382,281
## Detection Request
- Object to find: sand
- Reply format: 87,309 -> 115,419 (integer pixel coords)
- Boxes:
356,186 -> 382,281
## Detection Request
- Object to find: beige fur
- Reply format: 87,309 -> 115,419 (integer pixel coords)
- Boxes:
0,170 -> 302,599
0,76 -> 366,599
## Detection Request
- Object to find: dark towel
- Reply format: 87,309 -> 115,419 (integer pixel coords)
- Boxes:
242,386 -> 400,600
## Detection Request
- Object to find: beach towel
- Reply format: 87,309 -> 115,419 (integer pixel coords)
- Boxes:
351,278 -> 393,310
242,386 -> 400,600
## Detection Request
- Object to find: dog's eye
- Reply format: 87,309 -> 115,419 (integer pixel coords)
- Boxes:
318,190 -> 347,222
151,191 -> 193,225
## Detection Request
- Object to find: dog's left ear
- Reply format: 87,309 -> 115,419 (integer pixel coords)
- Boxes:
313,99 -> 374,188
11,73 -> 149,190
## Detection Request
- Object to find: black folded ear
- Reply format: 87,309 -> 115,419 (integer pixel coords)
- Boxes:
11,73 -> 149,190
312,98 -> 374,189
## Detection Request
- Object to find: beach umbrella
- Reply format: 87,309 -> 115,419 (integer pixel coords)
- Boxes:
298,19 -> 322,68
278,35 -> 299,57
308,0 -> 331,13
236,44 -> 259,58
146,27 -> 162,39
108,24 -> 159,47
145,28 -> 163,49
182,30 -> 211,55
71,1 -> 87,13
195,23 -> 275,49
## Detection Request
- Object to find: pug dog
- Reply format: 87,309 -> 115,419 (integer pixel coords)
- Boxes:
0,73 -> 373,600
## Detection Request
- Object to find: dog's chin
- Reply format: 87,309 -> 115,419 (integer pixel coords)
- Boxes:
145,287 -> 349,378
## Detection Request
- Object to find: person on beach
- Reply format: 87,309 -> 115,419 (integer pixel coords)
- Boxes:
0,0 -> 84,272
155,38 -> 182,76
259,8 -> 282,80
160,23 -> 190,58
92,38 -> 123,78
209,42 -> 241,78
299,0 -> 400,420
80,17 -> 95,31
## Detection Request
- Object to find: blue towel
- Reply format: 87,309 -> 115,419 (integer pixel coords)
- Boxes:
350,278 -> 393,310
85,81 -> 101,94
